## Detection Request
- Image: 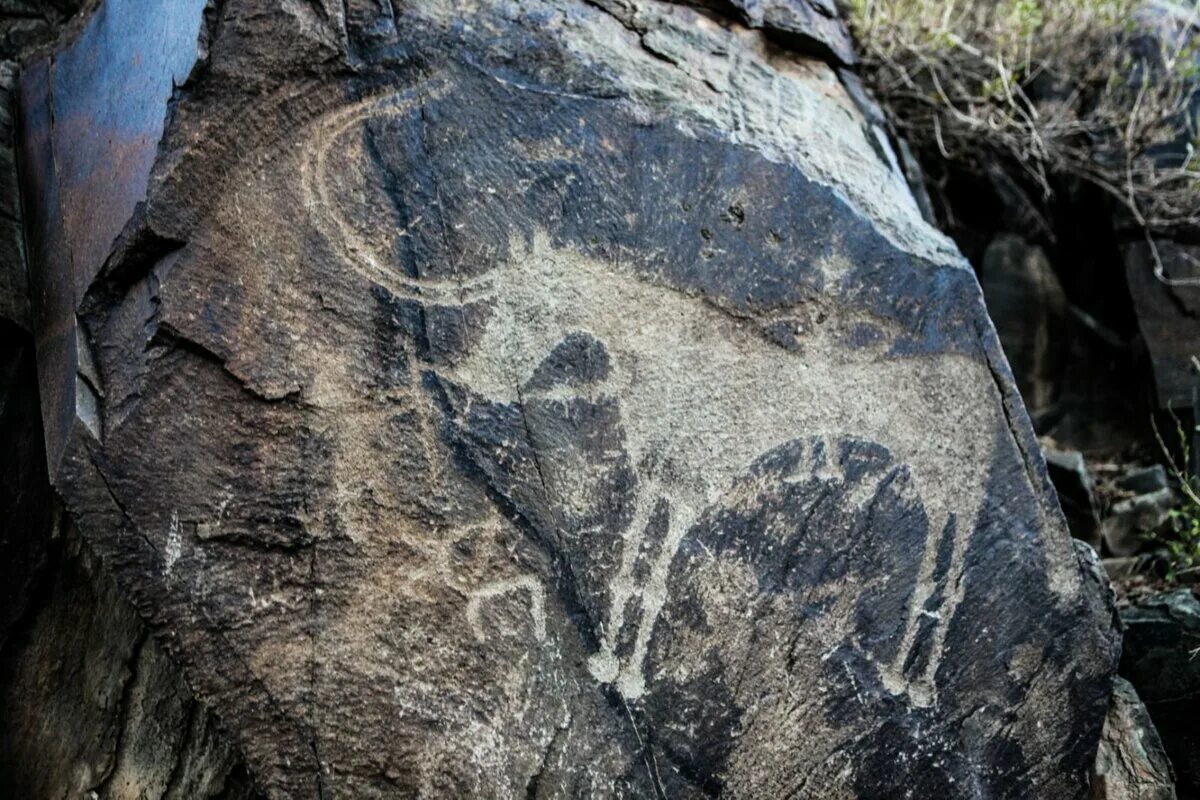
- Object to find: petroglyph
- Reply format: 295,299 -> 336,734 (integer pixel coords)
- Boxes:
426,232 -> 996,703
296,81 -> 1002,707
883,504 -> 972,707
32,3 -> 1119,791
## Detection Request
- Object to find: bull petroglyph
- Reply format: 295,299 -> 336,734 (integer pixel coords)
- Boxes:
292,86 -> 1026,710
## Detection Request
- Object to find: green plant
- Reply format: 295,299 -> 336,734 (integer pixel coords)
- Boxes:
1151,409 -> 1200,583
847,0 -> 1200,256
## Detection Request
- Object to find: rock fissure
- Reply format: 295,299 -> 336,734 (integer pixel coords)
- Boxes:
88,626 -> 151,795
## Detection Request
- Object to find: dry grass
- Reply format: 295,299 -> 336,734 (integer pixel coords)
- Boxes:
1151,391 -> 1200,583
848,0 -> 1200,257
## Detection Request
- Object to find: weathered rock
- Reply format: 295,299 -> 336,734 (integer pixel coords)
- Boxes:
0,3 -> 60,655
0,0 -> 85,64
1102,488 -> 1176,558
979,234 -> 1070,415
1090,677 -> 1177,800
1123,240 -> 1200,411
0,318 -> 55,651
1121,590 -> 1200,797
0,2 -> 259,791
17,0 -> 1119,797
0,317 -> 256,794
1119,465 -> 1171,496
0,520 -> 260,799
1103,556 -> 1144,582
1118,3 -> 1200,412
0,60 -> 26,329
698,0 -> 856,64
0,7 -> 58,648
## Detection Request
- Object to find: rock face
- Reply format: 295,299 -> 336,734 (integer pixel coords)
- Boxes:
0,521 -> 259,800
1090,677 -> 1176,800
17,0 -> 1120,797
0,3 -> 257,795
1121,590 -> 1200,798
685,0 -> 857,64
1044,447 -> 1103,548
1124,240 -> 1200,411
0,312 -> 53,651
1121,3 -> 1200,413
1102,489 -> 1176,558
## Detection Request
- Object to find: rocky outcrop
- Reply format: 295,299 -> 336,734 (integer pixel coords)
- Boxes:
0,2 -> 257,795
0,234 -> 255,798
1123,240 -> 1200,411
12,0 -> 1121,797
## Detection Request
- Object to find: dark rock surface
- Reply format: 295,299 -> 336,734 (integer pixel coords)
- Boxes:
687,0 -> 857,64
1103,489 -> 1176,558
14,0 -> 1120,797
0,0 -> 85,63
0,15 -> 51,655
0,60 -> 26,328
978,234 -> 1069,416
1121,590 -> 1200,798
0,321 -> 257,798
0,520 -> 260,799
1123,240 -> 1200,411
0,316 -> 54,651
1120,2 -> 1200,414
1119,465 -> 1171,496
0,1 -> 258,795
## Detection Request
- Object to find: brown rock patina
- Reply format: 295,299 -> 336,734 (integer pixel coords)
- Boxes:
17,0 -> 1119,796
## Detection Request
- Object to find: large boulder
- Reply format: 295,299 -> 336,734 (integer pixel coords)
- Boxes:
17,0 -> 1120,796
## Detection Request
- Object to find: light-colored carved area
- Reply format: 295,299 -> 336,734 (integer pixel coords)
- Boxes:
229,84 -> 1055,725
437,230 -> 999,703
298,79 -> 498,306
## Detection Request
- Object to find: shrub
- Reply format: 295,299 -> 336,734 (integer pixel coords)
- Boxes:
847,0 -> 1200,239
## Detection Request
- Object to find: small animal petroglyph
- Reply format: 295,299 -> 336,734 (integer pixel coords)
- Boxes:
466,575 -> 547,643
